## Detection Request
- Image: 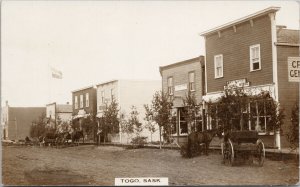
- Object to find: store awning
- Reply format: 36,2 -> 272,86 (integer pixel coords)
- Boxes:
72,109 -> 90,119
202,92 -> 225,103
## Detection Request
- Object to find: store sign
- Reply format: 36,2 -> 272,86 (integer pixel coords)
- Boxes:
288,57 -> 300,82
224,79 -> 250,90
174,84 -> 187,91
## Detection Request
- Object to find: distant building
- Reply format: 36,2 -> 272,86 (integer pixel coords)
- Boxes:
71,86 -> 97,142
46,102 -> 72,128
72,86 -> 97,119
200,7 -> 299,148
1,101 -> 45,140
159,56 -> 205,144
96,79 -> 161,143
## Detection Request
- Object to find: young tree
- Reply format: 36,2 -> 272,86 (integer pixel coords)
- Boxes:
101,97 -> 120,142
30,113 -> 47,138
149,91 -> 173,149
120,111 -> 134,144
128,106 -> 143,136
144,104 -> 157,143
81,114 -> 98,141
208,87 -> 285,135
182,92 -> 201,133
287,103 -> 299,150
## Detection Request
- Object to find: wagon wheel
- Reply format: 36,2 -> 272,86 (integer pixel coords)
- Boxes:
254,139 -> 265,166
222,139 -> 234,166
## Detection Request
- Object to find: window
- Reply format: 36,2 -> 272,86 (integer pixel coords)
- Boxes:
101,91 -> 105,103
85,93 -> 89,107
75,96 -> 78,109
189,72 -> 195,91
179,108 -> 188,135
250,44 -> 261,71
250,100 -> 271,133
167,77 -> 173,95
214,54 -> 223,78
80,95 -> 83,108
110,88 -> 114,100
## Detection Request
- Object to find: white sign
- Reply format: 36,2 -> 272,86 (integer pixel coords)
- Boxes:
115,177 -> 168,186
288,57 -> 300,82
174,84 -> 187,91
224,79 -> 250,90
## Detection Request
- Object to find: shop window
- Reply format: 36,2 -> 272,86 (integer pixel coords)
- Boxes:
250,44 -> 261,71
179,108 -> 188,135
214,54 -> 223,78
250,100 -> 271,133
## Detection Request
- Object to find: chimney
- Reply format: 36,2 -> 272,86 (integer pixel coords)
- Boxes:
6,100 -> 8,106
66,102 -> 69,105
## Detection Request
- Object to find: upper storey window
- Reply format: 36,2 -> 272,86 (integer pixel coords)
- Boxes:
214,54 -> 223,78
250,44 -> 261,71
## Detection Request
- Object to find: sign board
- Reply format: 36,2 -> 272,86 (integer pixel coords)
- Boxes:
224,78 -> 250,90
174,84 -> 187,91
288,57 -> 300,82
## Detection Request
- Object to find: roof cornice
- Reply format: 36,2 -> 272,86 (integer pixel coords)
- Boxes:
199,6 -> 280,37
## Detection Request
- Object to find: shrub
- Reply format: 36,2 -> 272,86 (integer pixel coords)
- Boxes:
131,136 -> 147,145
287,103 -> 299,150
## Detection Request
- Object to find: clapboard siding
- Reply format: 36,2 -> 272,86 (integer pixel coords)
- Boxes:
205,15 -> 273,93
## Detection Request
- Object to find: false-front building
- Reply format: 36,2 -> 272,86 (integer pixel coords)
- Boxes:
200,7 -> 299,148
159,56 -> 205,144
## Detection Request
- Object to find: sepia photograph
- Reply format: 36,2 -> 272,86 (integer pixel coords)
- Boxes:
1,0 -> 299,186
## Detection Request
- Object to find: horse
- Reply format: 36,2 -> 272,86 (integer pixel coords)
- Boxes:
43,132 -> 59,147
72,130 -> 84,146
183,128 -> 222,158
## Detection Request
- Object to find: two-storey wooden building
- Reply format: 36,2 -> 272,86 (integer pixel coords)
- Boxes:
71,86 -> 97,141
72,86 -> 97,119
159,56 -> 205,144
200,7 -> 299,148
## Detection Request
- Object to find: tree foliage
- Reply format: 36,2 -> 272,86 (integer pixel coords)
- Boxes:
144,104 -> 157,142
146,91 -> 173,145
182,92 -> 201,133
287,103 -> 299,150
30,113 -> 56,138
208,87 -> 285,133
120,111 -> 134,143
98,97 -> 120,142
128,106 -> 143,137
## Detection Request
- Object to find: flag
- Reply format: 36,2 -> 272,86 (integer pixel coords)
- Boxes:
51,67 -> 63,79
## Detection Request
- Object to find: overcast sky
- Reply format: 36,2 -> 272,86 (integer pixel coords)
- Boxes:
1,1 -> 299,107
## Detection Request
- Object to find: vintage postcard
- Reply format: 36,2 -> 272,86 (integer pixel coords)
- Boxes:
1,0 -> 299,186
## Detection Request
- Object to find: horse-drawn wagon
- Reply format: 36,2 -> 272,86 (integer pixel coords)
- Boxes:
221,130 -> 265,166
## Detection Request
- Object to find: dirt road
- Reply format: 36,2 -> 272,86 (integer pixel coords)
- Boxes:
2,145 -> 299,185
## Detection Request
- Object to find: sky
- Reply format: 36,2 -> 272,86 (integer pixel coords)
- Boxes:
1,1 -> 299,107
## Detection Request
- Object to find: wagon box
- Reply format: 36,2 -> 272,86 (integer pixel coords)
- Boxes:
226,131 -> 259,144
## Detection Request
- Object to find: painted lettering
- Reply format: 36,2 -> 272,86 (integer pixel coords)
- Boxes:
290,70 -> 300,77
291,61 -> 300,68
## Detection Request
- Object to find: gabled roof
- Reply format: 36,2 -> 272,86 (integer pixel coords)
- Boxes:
200,6 -> 280,36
